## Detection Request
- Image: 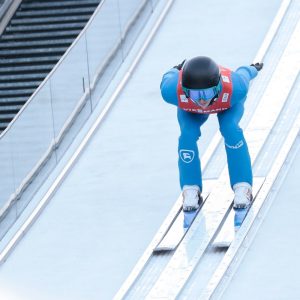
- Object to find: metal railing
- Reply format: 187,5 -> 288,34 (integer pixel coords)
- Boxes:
0,0 -> 22,35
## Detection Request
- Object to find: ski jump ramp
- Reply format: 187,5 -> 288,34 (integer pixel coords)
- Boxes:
0,0 -> 298,299
116,1 -> 300,298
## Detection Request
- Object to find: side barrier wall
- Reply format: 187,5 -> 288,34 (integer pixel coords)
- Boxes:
0,0 -> 158,239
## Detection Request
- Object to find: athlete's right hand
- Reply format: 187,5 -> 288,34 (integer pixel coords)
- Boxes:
173,59 -> 186,70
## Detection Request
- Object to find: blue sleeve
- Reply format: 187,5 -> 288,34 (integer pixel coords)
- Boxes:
160,68 -> 179,106
231,65 -> 258,104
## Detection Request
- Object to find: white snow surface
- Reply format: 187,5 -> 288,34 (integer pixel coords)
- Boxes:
0,0 -> 282,299
221,143 -> 300,300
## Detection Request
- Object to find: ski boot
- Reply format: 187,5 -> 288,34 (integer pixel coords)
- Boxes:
233,182 -> 253,231
182,185 -> 203,229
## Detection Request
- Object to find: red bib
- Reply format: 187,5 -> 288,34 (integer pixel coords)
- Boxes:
177,66 -> 233,114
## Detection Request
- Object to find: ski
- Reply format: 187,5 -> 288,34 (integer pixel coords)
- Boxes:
213,177 -> 265,248
153,194 -> 208,253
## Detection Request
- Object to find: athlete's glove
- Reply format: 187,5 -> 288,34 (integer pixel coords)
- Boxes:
173,59 -> 186,70
251,62 -> 264,71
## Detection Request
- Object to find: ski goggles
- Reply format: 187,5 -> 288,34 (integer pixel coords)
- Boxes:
183,80 -> 222,102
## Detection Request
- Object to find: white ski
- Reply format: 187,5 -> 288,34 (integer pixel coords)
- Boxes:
153,194 -> 208,252
213,177 -> 265,248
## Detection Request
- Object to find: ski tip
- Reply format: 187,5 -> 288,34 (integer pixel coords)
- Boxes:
213,241 -> 232,249
153,246 -> 175,254
153,249 -> 174,254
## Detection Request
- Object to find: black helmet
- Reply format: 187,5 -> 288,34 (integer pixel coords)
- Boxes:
182,56 -> 220,89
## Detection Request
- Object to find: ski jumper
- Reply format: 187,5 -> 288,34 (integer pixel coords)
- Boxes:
160,65 -> 258,190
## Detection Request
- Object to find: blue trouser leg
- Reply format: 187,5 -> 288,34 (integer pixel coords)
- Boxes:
217,102 -> 253,188
177,109 -> 209,190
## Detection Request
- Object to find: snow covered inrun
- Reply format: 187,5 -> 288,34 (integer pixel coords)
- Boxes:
1,0 -> 298,300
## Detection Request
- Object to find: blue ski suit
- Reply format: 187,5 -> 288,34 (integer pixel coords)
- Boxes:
160,65 -> 258,191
